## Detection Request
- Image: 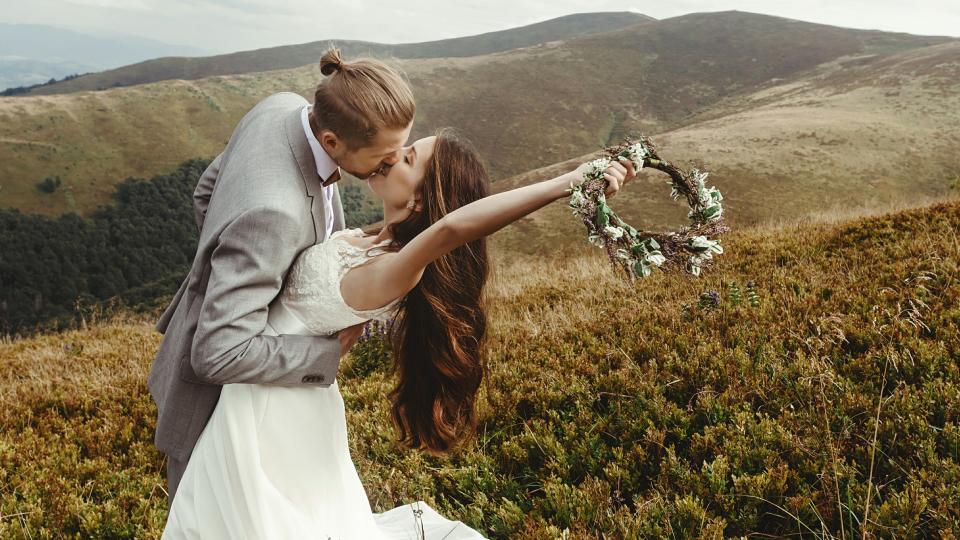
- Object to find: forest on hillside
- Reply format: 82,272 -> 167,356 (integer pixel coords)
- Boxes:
0,159 -> 381,334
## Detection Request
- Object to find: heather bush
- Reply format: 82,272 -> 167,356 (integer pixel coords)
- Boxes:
1,201 -> 958,538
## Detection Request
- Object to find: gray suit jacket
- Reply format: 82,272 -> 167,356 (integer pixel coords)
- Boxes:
147,91 -> 347,461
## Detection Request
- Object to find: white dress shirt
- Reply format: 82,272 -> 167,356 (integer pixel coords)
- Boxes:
300,104 -> 339,241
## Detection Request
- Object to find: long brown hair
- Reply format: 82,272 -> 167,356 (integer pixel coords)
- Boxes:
312,47 -> 415,149
373,129 -> 491,454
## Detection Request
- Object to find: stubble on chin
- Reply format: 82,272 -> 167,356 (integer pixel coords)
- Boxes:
344,167 -> 376,180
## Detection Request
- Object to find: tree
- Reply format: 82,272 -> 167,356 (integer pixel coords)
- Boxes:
3,157 -> 383,334
35,176 -> 62,194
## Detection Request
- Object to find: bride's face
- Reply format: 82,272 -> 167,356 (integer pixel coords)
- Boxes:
366,135 -> 437,216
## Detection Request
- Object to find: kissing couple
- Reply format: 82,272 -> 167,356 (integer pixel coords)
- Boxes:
149,47 -> 638,539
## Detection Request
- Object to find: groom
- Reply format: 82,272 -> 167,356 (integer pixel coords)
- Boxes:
147,49 -> 416,507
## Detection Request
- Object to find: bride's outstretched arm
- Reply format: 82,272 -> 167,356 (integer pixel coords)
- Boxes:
361,157 -> 636,304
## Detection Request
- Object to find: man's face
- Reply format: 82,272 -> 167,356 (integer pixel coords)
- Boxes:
334,123 -> 413,179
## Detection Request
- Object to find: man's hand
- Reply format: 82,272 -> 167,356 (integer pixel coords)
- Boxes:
338,322 -> 366,357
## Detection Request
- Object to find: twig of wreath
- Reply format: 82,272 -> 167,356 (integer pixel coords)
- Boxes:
568,136 -> 730,279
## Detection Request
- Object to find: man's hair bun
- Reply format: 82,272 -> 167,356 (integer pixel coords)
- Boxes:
320,47 -> 345,76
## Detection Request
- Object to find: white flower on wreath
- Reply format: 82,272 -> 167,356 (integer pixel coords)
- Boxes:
604,225 -> 625,240
587,158 -> 611,179
689,235 -> 724,254
622,143 -> 649,170
647,253 -> 666,266
569,190 -> 587,208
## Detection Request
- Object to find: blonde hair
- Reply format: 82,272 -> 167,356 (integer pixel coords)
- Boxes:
312,47 -> 415,149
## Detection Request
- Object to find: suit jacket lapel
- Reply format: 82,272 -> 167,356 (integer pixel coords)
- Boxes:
283,104 -> 327,243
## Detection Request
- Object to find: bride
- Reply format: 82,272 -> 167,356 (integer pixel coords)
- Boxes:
162,129 -> 637,538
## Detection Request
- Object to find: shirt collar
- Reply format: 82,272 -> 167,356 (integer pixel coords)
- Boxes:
300,104 -> 340,184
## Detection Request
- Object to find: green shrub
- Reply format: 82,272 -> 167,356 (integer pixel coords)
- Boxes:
1,201 -> 958,538
35,176 -> 61,193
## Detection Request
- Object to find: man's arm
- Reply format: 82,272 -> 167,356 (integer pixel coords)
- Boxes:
153,153 -> 223,335
194,153 -> 223,231
190,204 -> 342,386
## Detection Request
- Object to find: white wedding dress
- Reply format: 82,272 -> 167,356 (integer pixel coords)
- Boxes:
163,228 -> 487,540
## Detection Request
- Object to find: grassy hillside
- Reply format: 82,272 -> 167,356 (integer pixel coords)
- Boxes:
1,12 -> 954,217
22,12 -> 654,96
492,40 -> 960,253
1,200 -> 958,537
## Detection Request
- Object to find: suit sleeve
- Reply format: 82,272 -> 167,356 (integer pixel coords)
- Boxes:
194,153 -> 223,231
190,205 -> 342,386
155,154 -> 223,335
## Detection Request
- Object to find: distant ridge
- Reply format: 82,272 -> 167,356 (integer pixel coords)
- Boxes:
0,23 -> 211,92
1,11 -> 956,218
23,12 -> 654,95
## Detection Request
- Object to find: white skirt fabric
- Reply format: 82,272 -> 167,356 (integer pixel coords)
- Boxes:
162,340 -> 487,540
162,380 -> 486,539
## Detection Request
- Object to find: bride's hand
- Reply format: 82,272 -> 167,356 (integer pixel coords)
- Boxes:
564,157 -> 637,199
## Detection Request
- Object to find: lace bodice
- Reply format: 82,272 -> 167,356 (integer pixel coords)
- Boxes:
268,228 -> 401,336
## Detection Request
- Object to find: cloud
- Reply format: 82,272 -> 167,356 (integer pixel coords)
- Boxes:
4,0 -> 958,54
63,0 -> 150,8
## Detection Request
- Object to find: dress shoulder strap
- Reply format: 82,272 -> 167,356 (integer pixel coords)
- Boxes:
334,229 -> 393,270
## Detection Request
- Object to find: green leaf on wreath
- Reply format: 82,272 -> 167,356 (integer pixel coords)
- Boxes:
634,260 -> 653,278
595,205 -> 611,228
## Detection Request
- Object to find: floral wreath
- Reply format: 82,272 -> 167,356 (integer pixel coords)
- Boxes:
568,136 -> 729,279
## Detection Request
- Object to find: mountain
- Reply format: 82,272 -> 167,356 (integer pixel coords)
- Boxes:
0,24 -> 210,91
0,57 -> 96,94
0,11 -> 955,217
490,39 -> 960,253
20,12 -> 654,96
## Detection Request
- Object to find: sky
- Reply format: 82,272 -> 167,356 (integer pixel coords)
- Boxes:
2,0 -> 959,54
